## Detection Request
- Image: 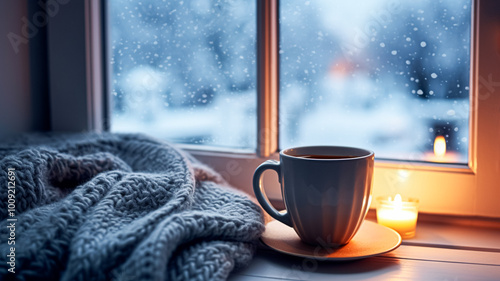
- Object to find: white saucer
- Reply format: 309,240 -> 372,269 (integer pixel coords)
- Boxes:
261,220 -> 401,261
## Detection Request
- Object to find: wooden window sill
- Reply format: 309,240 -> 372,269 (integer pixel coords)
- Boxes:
229,211 -> 500,281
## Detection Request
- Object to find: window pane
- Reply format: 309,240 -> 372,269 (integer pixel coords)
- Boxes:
280,0 -> 471,163
108,0 -> 256,150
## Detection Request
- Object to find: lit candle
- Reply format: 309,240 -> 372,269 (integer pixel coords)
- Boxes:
424,135 -> 460,162
376,194 -> 419,239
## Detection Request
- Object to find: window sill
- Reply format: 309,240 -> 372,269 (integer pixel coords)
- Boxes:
229,211 -> 500,281
189,149 -> 500,218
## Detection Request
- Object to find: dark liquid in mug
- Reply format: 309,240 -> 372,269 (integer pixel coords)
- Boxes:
295,155 -> 357,159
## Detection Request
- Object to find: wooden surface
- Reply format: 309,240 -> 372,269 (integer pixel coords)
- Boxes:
229,217 -> 500,281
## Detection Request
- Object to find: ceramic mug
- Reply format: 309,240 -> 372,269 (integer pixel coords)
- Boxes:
253,146 -> 374,246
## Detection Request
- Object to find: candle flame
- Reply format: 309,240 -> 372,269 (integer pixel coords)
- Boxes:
394,194 -> 402,203
434,136 -> 446,157
394,194 -> 403,210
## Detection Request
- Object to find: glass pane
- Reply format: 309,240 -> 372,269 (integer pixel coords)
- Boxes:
280,0 -> 471,163
108,0 -> 256,150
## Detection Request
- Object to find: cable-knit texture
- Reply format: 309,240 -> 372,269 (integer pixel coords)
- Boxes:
0,133 -> 264,281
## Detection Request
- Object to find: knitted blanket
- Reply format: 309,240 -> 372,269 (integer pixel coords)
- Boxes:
0,133 -> 264,281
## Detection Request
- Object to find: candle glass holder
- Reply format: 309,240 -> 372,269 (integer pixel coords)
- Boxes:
376,196 -> 419,239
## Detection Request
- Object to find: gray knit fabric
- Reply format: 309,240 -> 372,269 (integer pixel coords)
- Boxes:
0,133 -> 264,281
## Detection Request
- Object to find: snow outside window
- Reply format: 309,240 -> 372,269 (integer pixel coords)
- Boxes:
109,0 -> 257,149
109,0 -> 471,164
279,0 -> 470,163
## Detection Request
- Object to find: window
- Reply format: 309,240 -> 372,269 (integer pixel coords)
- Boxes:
109,0 -> 472,165
280,0 -> 471,164
46,0 -> 500,217
108,0 -> 257,150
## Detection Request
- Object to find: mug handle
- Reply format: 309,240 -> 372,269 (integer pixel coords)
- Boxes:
253,160 -> 293,227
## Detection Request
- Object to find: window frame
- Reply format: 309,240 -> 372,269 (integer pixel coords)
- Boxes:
49,0 -> 500,217
48,0 -> 107,131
